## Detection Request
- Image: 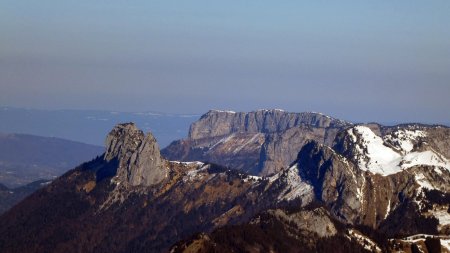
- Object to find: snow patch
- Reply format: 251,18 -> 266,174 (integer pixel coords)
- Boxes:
242,175 -> 262,183
256,109 -> 285,112
399,234 -> 450,252
208,134 -> 235,150
268,172 -> 280,184
211,110 -> 236,113
442,239 -> 450,252
349,126 -> 403,175
356,176 -> 365,207
432,208 -> 450,228
183,161 -> 205,166
40,181 -> 52,186
385,198 -> 391,219
402,151 -> 449,170
182,163 -> 209,182
348,229 -> 382,252
385,129 -> 426,153
348,126 -> 450,176
276,165 -> 314,202
415,173 -> 434,190
233,134 -> 262,154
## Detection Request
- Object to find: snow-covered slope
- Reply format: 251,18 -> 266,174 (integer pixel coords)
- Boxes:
384,128 -> 426,153
347,126 -> 450,176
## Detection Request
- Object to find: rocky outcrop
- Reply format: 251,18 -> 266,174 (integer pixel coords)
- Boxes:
162,110 -> 351,175
104,123 -> 167,186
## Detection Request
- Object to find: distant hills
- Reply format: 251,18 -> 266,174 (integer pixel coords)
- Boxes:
0,106 -> 199,148
0,132 -> 104,188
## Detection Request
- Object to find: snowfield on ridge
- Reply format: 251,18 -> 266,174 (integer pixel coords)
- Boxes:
348,126 -> 450,176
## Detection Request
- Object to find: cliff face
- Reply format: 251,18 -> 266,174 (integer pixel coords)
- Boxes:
162,110 -> 351,175
104,123 -> 167,186
258,126 -> 343,175
188,109 -> 348,139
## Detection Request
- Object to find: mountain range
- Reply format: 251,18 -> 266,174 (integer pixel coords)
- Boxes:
0,109 -> 449,253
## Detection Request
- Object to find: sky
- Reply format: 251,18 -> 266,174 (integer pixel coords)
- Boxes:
1,1 -> 449,124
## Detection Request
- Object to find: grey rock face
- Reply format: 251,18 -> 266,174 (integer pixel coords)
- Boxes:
258,126 -> 342,175
188,110 -> 349,139
105,123 -> 167,186
162,110 -> 351,175
296,141 -> 364,224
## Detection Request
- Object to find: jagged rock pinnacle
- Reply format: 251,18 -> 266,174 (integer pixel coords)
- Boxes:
105,123 -> 167,186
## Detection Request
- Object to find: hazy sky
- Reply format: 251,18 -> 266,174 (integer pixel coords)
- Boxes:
1,1 -> 449,124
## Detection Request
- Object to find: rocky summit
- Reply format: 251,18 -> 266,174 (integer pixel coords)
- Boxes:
104,123 -> 167,186
0,111 -> 450,253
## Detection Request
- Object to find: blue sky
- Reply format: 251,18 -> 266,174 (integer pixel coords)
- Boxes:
1,1 -> 449,123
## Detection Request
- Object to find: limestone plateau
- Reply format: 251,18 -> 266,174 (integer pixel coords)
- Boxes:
162,109 -> 351,175
0,109 -> 449,253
